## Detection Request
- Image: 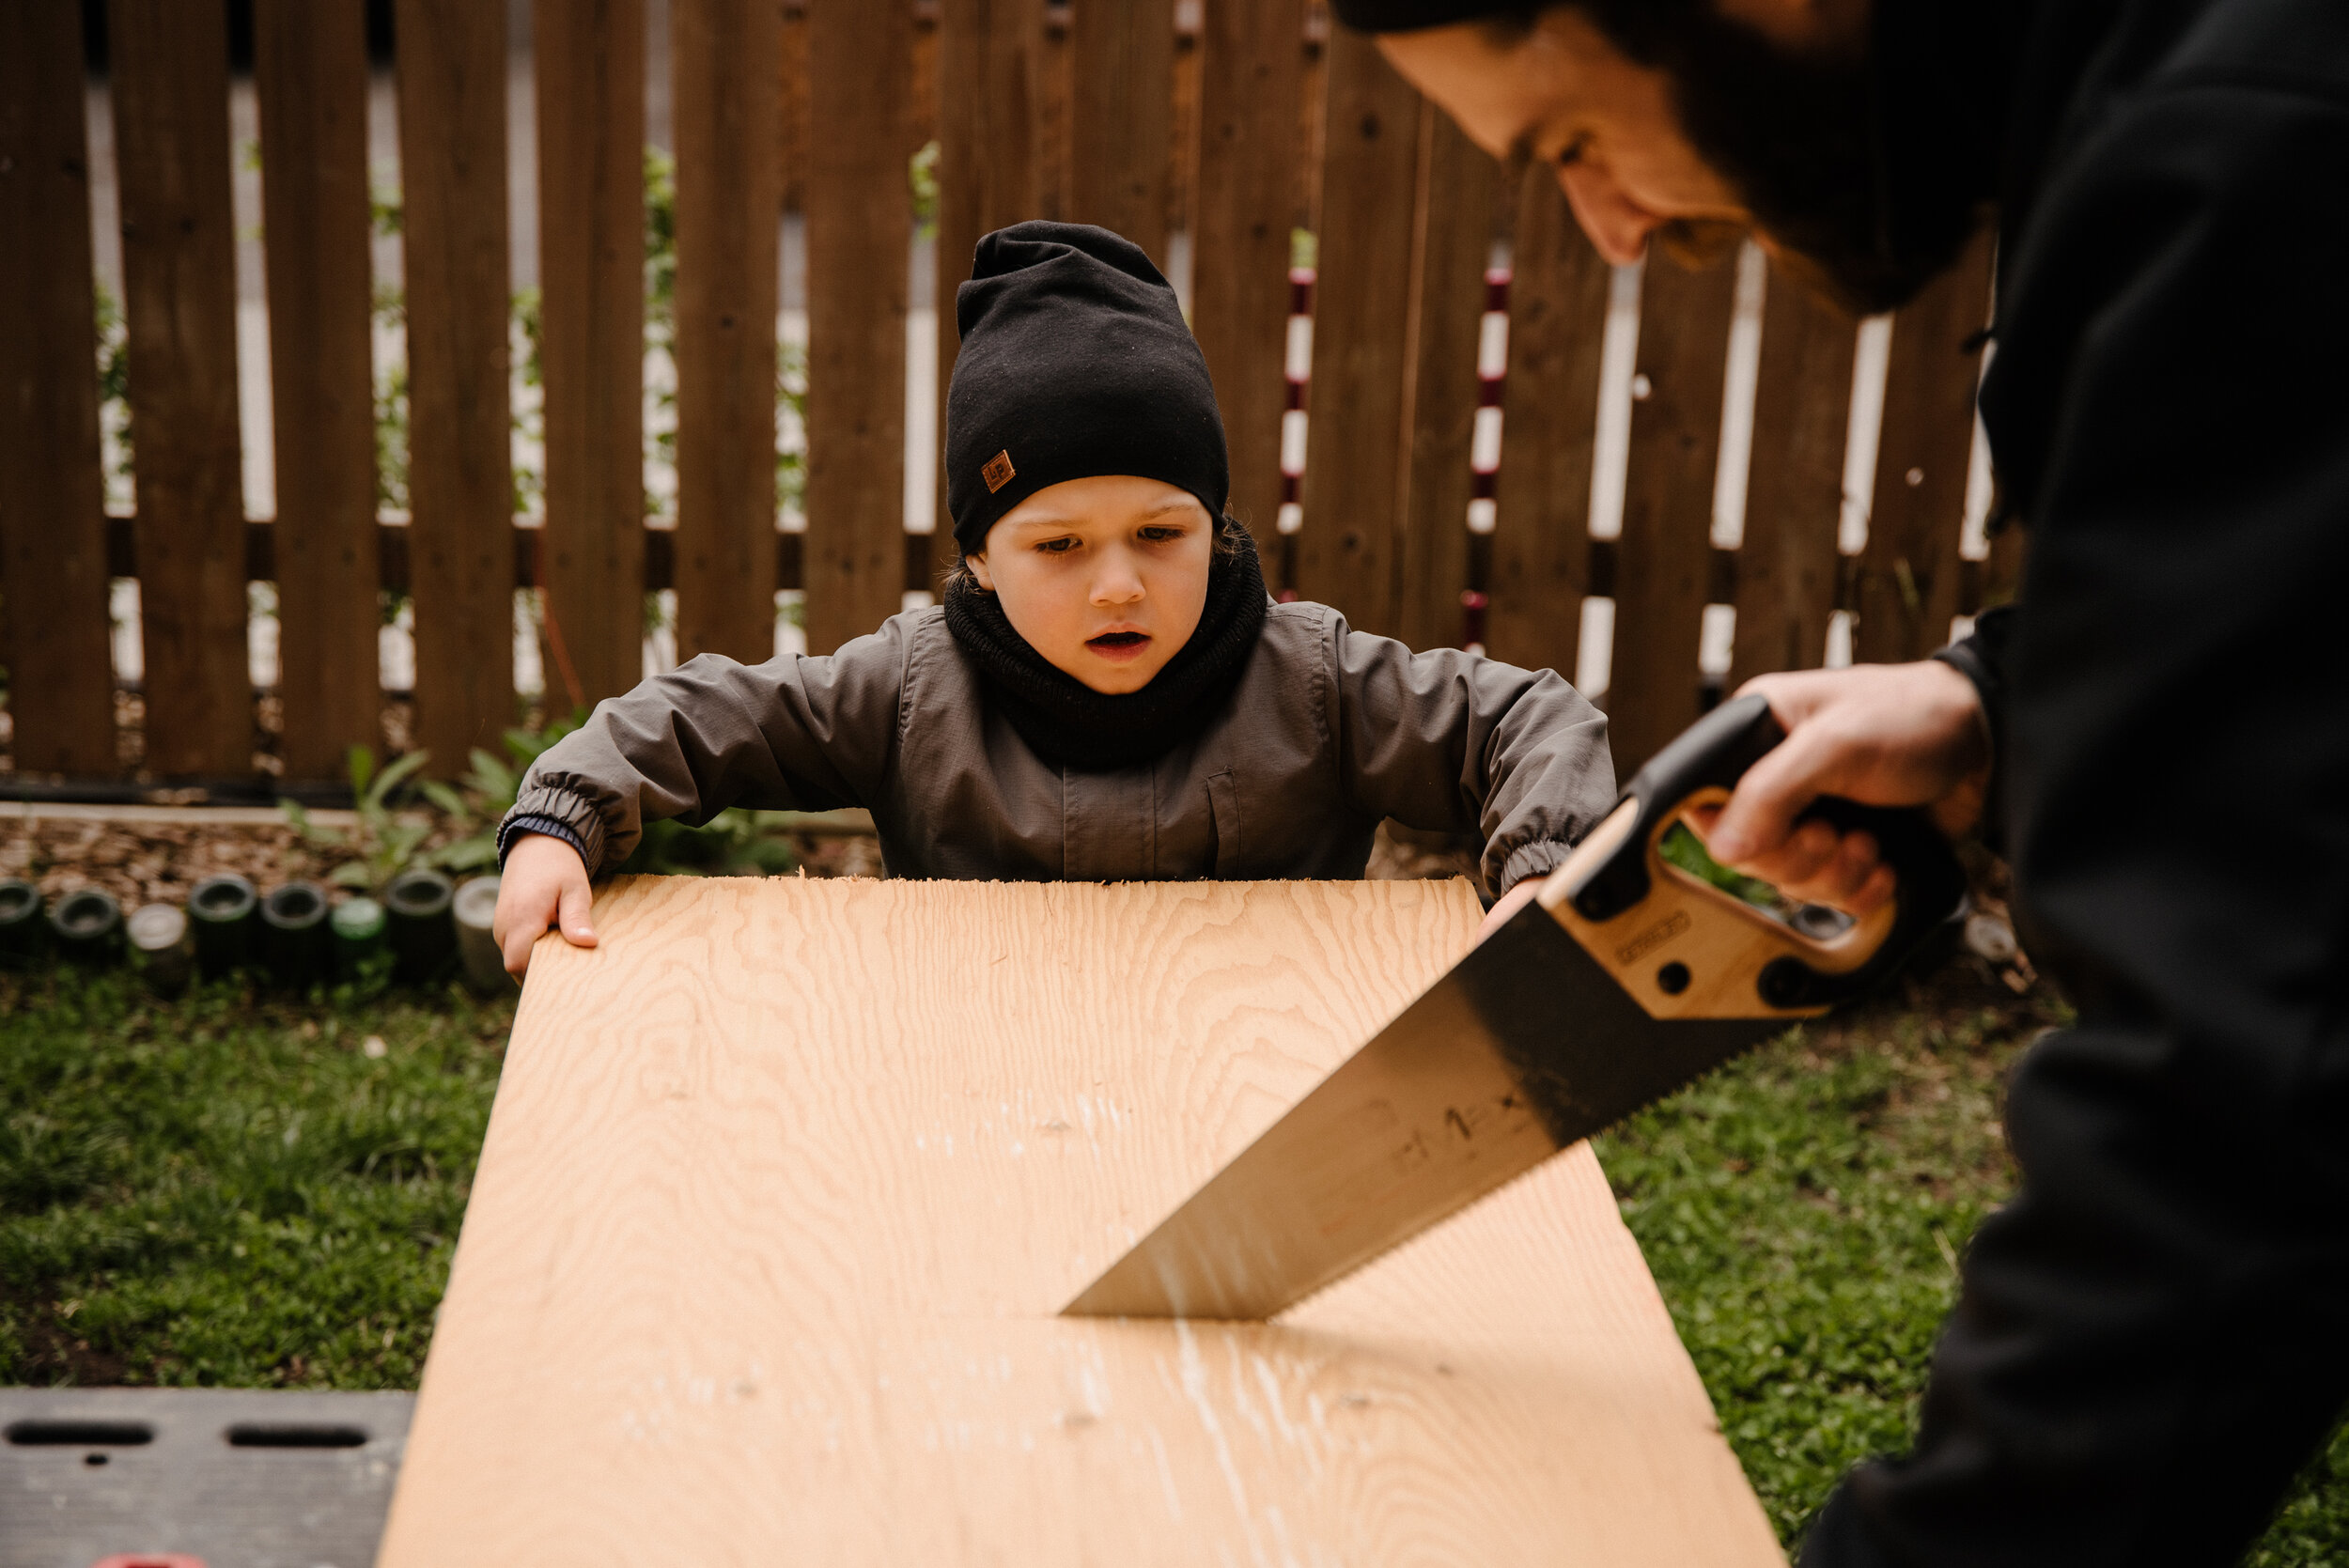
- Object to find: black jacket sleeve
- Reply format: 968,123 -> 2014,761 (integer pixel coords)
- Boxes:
1930,603 -> 2015,852
1803,56 -> 2349,1568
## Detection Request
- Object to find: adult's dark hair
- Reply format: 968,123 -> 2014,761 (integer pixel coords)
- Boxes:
1470,0 -> 1707,63
1331,0 -> 1703,57
1358,0 -> 1983,313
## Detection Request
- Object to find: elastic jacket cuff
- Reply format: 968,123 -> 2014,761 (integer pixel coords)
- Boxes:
1494,838 -> 1573,898
1930,602 -> 2014,852
499,786 -> 608,876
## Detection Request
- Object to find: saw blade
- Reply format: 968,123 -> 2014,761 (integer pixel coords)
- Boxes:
1062,898 -> 1773,1320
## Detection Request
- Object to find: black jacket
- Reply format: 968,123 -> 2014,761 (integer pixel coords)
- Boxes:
1803,0 -> 2349,1563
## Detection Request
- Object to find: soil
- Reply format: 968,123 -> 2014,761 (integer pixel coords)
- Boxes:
0,810 -> 1452,914
0,811 -> 888,911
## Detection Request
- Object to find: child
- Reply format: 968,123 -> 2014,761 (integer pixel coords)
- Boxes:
495,222 -> 1614,973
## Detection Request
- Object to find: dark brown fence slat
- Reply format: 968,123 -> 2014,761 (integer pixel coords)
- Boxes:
1486,172 -> 1608,678
109,0 -> 250,777
803,0 -> 913,653
1294,30 -> 1421,635
1069,0 -> 1174,265
1728,262 -> 1856,688
779,5 -> 808,215
1854,227 -> 1994,665
1168,15 -> 1204,251
535,0 -> 646,708
1036,6 -> 1075,223
937,0 -> 1048,557
672,0 -> 782,666
1395,115 -> 1501,652
396,0 -> 514,774
0,3 -> 117,775
254,0 -> 381,782
1606,246 -> 1740,772
1191,0 -> 1313,548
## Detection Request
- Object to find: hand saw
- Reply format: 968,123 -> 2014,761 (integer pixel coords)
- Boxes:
1063,693 -> 1967,1320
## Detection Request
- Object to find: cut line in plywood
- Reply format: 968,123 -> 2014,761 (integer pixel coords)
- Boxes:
379,876 -> 1784,1566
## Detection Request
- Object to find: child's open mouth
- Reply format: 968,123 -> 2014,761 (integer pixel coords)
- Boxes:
1086,630 -> 1152,661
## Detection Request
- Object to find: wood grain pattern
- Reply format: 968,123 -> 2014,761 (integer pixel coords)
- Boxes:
803,0 -> 913,653
0,0 -> 117,775
379,877 -> 1783,1565
1191,0 -> 1312,549
535,0 -> 646,706
109,0 -> 251,777
396,0 -> 514,778
777,2 -> 807,216
936,0 -> 1048,552
1069,0 -> 1174,266
1729,263 -> 1856,688
671,0 -> 782,665
1486,171 -> 1610,678
254,0 -> 381,782
1607,247 -> 1739,773
1395,115 -> 1501,653
1294,29 -> 1422,636
1853,228 -> 1993,665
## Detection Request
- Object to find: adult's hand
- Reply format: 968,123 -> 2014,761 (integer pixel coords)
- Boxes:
494,832 -> 598,977
1693,660 -> 1992,916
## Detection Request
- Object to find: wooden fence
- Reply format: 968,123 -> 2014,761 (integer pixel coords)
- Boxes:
0,0 -> 2019,792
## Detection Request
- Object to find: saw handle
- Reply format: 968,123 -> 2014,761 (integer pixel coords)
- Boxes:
1562,693 -> 1966,1010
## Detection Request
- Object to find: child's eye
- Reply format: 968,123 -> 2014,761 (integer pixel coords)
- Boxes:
1138,526 -> 1185,543
1034,537 -> 1078,554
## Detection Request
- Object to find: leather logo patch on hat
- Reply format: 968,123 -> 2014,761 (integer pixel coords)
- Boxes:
982,449 -> 1016,493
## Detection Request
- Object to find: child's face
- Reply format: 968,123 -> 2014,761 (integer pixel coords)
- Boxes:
966,475 -> 1215,694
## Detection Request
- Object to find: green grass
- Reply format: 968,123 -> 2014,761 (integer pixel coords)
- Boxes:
1598,968 -> 2349,1560
2,959 -> 2341,1560
0,964 -> 510,1389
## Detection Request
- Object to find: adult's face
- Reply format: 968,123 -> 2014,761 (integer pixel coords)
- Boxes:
1377,9 -> 1749,267
1377,0 -> 1977,314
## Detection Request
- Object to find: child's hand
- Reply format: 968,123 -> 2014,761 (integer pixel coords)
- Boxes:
496,833 -> 598,977
1474,877 -> 1545,946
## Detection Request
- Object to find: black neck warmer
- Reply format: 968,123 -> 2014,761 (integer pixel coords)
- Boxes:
942,523 -> 1269,772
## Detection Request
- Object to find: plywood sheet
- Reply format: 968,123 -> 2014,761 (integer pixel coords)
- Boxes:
380,877 -> 1782,1566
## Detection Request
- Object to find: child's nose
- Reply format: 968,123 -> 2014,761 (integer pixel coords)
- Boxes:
1091,563 -> 1145,605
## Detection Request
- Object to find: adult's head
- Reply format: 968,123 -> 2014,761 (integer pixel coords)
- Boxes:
1338,0 -> 1995,314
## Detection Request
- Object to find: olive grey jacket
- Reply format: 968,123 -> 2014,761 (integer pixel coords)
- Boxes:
504,601 -> 1614,893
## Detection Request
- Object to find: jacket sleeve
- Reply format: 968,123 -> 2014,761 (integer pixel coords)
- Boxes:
499,614 -> 911,876
1931,602 -> 2015,851
1803,81 -> 2349,1568
1324,613 -> 1616,894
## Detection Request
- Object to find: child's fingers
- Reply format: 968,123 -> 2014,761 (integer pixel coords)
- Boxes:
498,885 -> 552,975
1473,878 -> 1543,947
495,879 -> 568,977
502,920 -> 538,978
557,877 -> 599,948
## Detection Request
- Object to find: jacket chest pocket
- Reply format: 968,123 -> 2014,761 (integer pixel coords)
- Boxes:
1206,770 -> 1244,877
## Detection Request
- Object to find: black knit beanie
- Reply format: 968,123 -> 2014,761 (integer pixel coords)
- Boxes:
946,222 -> 1228,557
1328,0 -> 1518,31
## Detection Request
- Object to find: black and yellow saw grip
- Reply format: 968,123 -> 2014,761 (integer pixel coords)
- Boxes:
1532,693 -> 1968,1021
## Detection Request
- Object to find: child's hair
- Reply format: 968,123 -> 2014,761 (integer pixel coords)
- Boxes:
940,511 -> 1252,595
